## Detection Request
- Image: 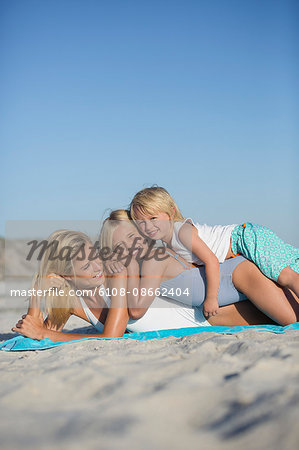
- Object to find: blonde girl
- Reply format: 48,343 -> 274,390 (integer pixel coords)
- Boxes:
130,186 -> 299,318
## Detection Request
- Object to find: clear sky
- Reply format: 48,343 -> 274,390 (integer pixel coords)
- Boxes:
1,0 -> 298,245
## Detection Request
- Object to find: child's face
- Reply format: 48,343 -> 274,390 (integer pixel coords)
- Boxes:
134,211 -> 173,242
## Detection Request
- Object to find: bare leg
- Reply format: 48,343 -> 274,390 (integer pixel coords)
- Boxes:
232,261 -> 299,326
208,301 -> 274,327
277,267 -> 299,299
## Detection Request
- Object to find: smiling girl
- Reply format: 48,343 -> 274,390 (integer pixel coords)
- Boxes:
130,186 -> 299,318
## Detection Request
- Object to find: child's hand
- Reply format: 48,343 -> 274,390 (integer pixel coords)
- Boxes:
203,296 -> 219,318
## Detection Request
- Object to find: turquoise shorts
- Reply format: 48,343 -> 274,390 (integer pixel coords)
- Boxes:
231,223 -> 299,281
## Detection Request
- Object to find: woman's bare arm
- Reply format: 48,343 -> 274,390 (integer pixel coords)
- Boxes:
127,257 -> 165,320
24,277 -> 71,331
13,270 -> 129,342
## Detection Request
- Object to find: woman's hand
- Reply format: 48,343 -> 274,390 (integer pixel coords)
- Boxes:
40,273 -> 65,292
105,239 -> 142,274
27,274 -> 66,320
105,259 -> 126,274
12,313 -> 45,340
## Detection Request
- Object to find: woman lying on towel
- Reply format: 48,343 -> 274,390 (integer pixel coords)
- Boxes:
100,210 -> 299,328
13,216 -> 299,341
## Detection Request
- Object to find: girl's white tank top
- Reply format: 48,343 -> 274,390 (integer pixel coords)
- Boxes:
171,218 -> 237,264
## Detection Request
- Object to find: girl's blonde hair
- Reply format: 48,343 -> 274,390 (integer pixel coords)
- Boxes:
130,186 -> 184,221
34,230 -> 91,329
99,209 -> 132,251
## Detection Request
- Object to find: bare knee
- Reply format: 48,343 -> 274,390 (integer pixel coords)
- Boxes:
278,267 -> 299,288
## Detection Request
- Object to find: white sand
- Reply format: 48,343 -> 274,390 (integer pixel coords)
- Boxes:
0,306 -> 299,450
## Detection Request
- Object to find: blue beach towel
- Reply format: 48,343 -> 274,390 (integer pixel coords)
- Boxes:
1,323 -> 299,351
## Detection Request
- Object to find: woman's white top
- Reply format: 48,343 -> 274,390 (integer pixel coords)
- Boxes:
79,288 -> 112,332
79,293 -> 210,333
127,296 -> 210,332
171,218 -> 237,264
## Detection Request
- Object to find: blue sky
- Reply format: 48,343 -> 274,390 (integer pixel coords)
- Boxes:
1,0 -> 298,245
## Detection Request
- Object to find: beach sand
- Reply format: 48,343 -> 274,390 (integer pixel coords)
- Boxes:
0,304 -> 299,450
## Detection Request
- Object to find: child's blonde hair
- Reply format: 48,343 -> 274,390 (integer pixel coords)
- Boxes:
130,186 -> 184,221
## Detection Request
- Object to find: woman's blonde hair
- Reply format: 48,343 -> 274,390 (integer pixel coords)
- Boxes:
34,230 -> 91,329
130,186 -> 184,221
99,209 -> 132,251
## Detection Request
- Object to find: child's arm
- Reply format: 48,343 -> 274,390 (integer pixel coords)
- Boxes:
178,222 -> 220,317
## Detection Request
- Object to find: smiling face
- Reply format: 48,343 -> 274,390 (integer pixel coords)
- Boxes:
112,222 -> 149,259
134,211 -> 174,244
70,243 -> 105,289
